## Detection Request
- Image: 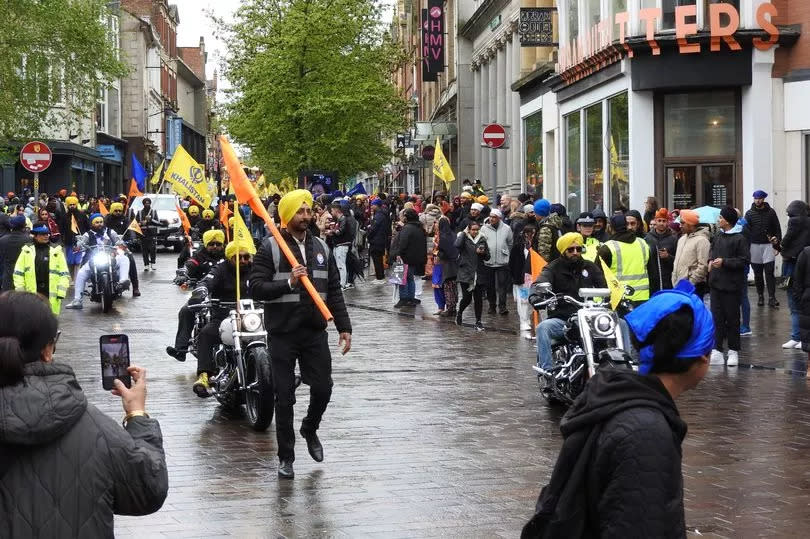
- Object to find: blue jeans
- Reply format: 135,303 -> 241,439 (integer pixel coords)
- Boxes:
784,260 -> 800,341
740,263 -> 751,332
536,318 -> 567,370
399,272 -> 415,300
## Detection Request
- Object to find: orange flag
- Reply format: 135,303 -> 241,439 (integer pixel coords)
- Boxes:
125,179 -> 142,211
176,204 -> 191,235
220,134 -> 333,322
127,218 -> 143,236
529,249 -> 547,327
98,200 -> 109,216
219,202 -> 233,242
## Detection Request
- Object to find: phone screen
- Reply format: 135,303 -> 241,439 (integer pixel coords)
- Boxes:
99,334 -> 131,391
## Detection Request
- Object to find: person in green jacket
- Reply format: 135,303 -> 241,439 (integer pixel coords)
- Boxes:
13,221 -> 70,314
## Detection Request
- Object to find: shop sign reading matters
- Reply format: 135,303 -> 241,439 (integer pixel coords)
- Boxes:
557,2 -> 780,75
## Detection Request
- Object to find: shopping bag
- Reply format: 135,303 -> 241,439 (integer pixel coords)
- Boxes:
388,259 -> 408,286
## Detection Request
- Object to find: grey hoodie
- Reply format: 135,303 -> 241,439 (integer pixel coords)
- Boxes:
0,362 -> 168,537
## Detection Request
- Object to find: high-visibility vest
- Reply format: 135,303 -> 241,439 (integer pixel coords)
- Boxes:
582,236 -> 600,263
606,238 -> 650,302
13,244 -> 71,314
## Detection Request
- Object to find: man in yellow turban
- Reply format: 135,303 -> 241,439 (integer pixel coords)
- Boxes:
249,188 -> 352,479
528,231 -> 606,375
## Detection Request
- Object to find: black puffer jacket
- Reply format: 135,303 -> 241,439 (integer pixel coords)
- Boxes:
793,246 -> 810,350
779,200 -> 810,261
454,232 -> 490,285
366,210 -> 391,252
522,368 -> 687,538
708,224 -> 749,291
744,202 -> 781,245
0,230 -> 32,291
0,362 -> 168,537
645,228 -> 678,292
390,220 -> 427,271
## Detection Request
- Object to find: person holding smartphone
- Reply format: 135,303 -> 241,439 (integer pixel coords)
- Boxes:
0,291 -> 168,536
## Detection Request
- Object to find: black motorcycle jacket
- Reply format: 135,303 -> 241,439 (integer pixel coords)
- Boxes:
185,250 -> 223,282
529,256 -> 606,321
194,260 -> 251,319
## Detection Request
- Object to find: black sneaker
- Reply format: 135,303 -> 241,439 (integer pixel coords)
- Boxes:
769,296 -> 780,308
455,311 -> 463,325
393,299 -> 407,308
487,306 -> 496,315
757,295 -> 765,306
474,321 -> 484,332
499,309 -> 509,316
166,346 -> 187,362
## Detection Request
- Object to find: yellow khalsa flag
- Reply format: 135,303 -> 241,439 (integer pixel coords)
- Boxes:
432,137 -> 455,187
231,209 -> 256,255
600,257 -> 624,310
126,218 -> 143,236
163,145 -> 212,209
150,159 -> 165,185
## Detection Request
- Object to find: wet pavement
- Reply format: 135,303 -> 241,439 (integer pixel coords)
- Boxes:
55,254 -> 810,537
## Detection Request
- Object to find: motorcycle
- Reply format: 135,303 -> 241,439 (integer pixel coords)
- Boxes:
531,283 -> 634,406
87,245 -> 127,313
208,299 -> 275,431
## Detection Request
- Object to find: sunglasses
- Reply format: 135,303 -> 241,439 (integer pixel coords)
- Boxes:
566,246 -> 584,253
207,242 -> 223,247
239,254 -> 252,261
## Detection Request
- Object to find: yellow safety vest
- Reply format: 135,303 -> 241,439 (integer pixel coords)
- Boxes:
582,236 -> 600,263
606,238 -> 650,302
13,244 -> 71,314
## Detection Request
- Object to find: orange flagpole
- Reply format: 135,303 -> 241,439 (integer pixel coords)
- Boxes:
219,135 -> 333,322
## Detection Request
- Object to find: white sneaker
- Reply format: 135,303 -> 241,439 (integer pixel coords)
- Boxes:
782,339 -> 800,349
150,264 -> 156,271
710,349 -> 725,365
726,350 -> 739,367
521,331 -> 535,341
796,342 -> 804,350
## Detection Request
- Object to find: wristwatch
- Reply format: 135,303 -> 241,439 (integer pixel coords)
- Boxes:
122,410 -> 150,427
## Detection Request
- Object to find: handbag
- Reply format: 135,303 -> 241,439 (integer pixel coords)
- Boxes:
388,258 -> 408,286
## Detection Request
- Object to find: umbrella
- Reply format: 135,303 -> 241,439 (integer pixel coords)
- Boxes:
694,205 -> 722,224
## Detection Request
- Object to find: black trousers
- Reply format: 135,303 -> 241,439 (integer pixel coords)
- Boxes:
126,252 -> 139,290
711,288 -> 742,352
485,266 -> 510,310
196,318 -> 223,375
174,303 -> 194,351
141,235 -> 157,265
270,329 -> 333,462
751,262 -> 776,298
370,249 -> 385,280
458,283 -> 484,322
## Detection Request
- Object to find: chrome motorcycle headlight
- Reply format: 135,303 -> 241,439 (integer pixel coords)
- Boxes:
219,319 -> 235,346
592,313 -> 616,337
241,312 -> 263,333
92,252 -> 110,267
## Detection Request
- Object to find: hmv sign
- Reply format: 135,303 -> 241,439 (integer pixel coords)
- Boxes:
421,0 -> 444,82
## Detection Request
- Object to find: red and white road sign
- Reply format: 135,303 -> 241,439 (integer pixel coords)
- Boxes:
482,124 -> 506,149
20,141 -> 52,173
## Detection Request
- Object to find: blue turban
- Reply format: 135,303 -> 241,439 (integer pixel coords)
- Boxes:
753,190 -> 768,199
90,213 -> 104,223
534,199 -> 550,217
31,224 -> 50,234
371,199 -> 383,206
8,215 -> 26,229
625,280 -> 715,375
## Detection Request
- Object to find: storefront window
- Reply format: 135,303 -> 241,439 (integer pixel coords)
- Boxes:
585,103 -> 603,211
608,92 -> 629,213
524,112 -> 543,197
705,1 -> 739,26
568,0 -> 579,40
585,0 -> 601,27
665,91 -> 735,157
566,112 -> 581,210
638,0 -> 696,31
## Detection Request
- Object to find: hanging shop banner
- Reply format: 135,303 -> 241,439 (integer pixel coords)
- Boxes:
421,0 -> 444,82
519,8 -> 557,47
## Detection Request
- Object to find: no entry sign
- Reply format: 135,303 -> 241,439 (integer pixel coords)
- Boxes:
482,124 -> 506,149
20,141 -> 52,173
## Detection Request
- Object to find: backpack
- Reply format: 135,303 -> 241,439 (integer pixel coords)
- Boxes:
538,222 -> 561,262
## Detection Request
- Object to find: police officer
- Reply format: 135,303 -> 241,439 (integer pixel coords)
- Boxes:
597,214 -> 653,306
12,221 -> 70,314
250,189 -> 352,480
575,212 -> 601,263
166,229 -> 226,362
105,202 -> 140,297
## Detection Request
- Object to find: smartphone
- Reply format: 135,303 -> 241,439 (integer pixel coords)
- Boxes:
99,334 -> 131,391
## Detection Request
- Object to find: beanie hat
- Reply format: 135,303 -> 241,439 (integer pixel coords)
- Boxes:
202,209 -> 215,219
9,215 -> 26,230
654,208 -> 670,221
549,203 -> 567,217
592,208 -> 607,220
203,229 -> 225,246
477,195 -> 489,205
490,208 -> 503,219
679,209 -> 699,226
556,232 -> 584,254
753,190 -> 768,199
534,199 -> 551,217
471,202 -> 484,212
523,204 -> 535,214
720,206 -> 738,226
610,214 -> 627,232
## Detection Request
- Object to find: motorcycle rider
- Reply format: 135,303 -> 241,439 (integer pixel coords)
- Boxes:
65,213 -> 130,310
60,195 -> 89,280
166,229 -> 226,362
187,205 -> 201,229
597,214 -> 652,306
196,209 -> 220,235
12,222 -> 70,314
191,240 -> 252,397
250,189 -> 352,479
104,202 -> 140,297
529,233 -> 606,375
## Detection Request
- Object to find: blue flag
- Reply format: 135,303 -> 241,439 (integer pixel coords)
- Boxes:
346,182 -> 367,196
131,154 -> 147,192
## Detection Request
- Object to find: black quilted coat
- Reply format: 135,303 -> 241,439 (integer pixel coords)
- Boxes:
522,368 -> 687,538
0,362 -> 168,537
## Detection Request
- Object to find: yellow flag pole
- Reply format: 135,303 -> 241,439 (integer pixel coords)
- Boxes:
235,248 -> 241,312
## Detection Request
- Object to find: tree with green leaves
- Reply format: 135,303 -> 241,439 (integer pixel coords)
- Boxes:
221,0 -> 407,180
0,0 -> 129,145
